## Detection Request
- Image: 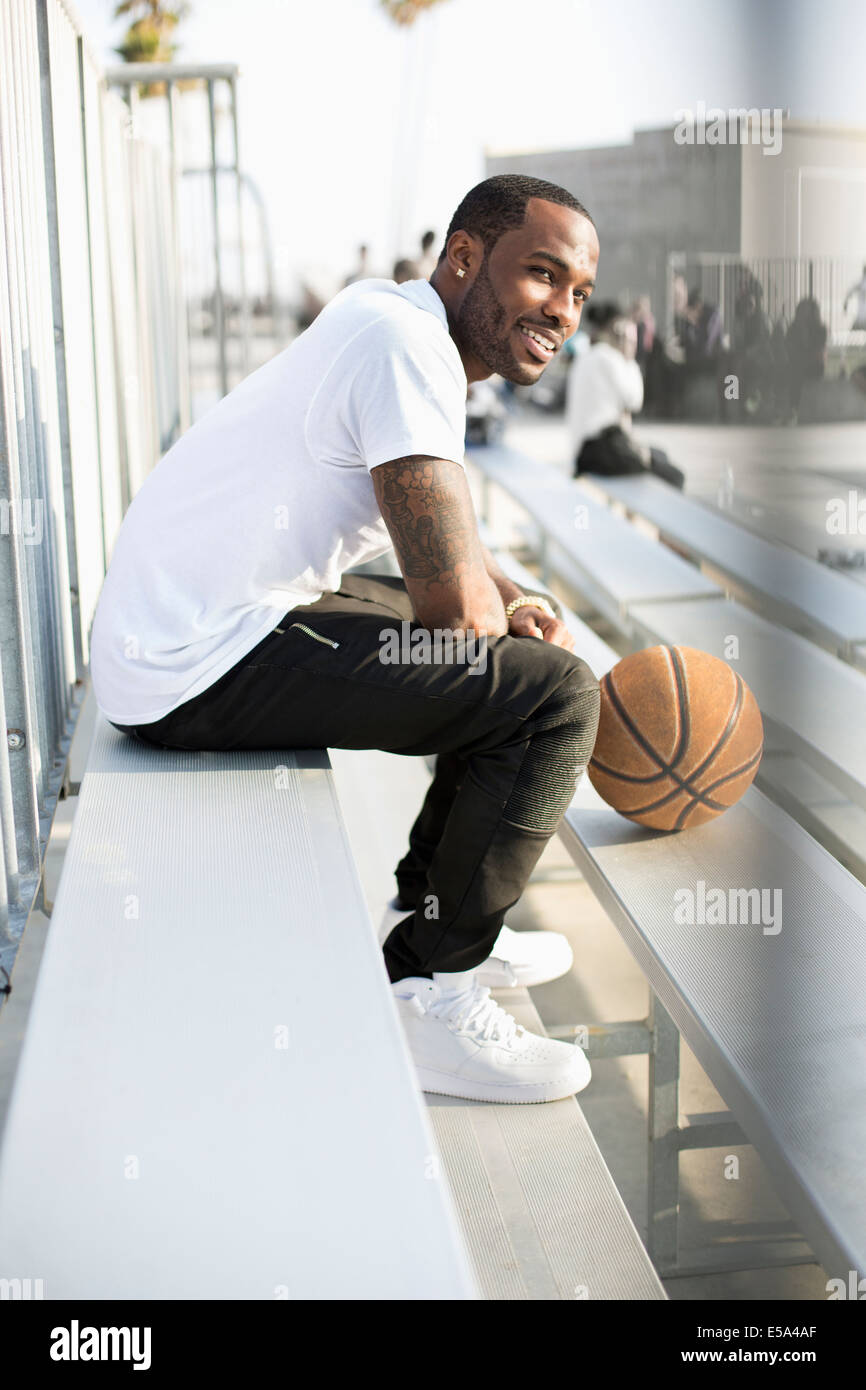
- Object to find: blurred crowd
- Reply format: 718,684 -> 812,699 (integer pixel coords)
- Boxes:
642,270 -> 831,426
559,276 -> 845,488
294,236 -> 866,489
297,231 -> 441,329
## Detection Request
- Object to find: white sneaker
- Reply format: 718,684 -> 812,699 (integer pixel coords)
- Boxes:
392,974 -> 591,1104
381,900 -> 573,989
475,924 -> 573,989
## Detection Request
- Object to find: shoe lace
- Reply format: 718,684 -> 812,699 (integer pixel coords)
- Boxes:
429,982 -> 523,1045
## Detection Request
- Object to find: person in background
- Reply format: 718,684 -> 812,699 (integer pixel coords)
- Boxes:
769,314 -> 790,424
632,294 -> 655,368
344,243 -> 371,288
682,287 -> 723,366
417,229 -> 438,279
566,301 -> 685,488
670,272 -> 689,348
786,296 -> 827,422
732,282 -> 772,417
844,264 -> 866,331
631,294 -> 656,411
393,257 -> 421,284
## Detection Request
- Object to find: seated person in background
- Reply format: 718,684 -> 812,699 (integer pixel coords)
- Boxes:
566,301 -> 685,489
682,286 -> 723,367
786,296 -> 827,421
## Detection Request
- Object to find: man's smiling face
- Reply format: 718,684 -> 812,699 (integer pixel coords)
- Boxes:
453,197 -> 599,385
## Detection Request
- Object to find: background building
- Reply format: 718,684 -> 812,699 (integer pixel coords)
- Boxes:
487,118 -> 866,351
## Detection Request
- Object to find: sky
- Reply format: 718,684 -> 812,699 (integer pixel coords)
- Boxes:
70,0 -> 866,297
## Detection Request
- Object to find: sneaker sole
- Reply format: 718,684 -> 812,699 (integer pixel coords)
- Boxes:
414,1059 -> 591,1105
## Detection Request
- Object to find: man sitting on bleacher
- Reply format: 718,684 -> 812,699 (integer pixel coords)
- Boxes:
90,175 -> 602,1105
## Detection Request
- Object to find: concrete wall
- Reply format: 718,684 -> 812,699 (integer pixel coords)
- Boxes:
486,128 -> 742,331
741,121 -> 866,260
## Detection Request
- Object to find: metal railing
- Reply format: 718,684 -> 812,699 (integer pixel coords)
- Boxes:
667,251 -> 863,348
0,3 -> 262,987
106,63 -> 288,421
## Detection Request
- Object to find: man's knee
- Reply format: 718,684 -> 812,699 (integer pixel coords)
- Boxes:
537,656 -> 601,748
501,655 -> 601,834
531,643 -> 601,715
492,632 -> 600,716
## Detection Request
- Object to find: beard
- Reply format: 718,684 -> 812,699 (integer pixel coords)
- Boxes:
454,255 -> 541,384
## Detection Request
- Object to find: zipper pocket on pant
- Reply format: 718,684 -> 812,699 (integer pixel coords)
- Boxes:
276,621 -> 340,650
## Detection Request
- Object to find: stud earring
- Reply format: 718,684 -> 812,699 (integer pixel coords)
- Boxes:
456,268 -> 466,279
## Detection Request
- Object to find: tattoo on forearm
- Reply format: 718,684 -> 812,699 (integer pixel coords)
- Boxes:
377,457 -> 477,589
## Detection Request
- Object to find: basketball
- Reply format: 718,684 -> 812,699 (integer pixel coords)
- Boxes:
587,645 -> 763,831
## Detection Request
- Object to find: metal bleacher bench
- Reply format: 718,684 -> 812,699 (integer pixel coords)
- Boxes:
0,684 -> 666,1301
470,444 -> 720,632
489,536 -> 866,1281
590,471 -> 866,663
0,708 -> 476,1299
471,444 -> 866,879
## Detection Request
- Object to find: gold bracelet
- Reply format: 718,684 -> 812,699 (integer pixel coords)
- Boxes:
505,594 -> 556,621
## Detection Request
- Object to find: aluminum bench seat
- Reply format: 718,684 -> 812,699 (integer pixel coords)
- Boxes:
592,472 -> 866,659
490,550 -> 865,1277
756,750 -> 866,883
467,445 -> 720,629
0,715 -> 476,1299
426,987 -> 666,1301
558,777 -> 866,1282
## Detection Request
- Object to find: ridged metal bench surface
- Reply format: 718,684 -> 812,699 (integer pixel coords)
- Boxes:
595,472 -> 866,652
630,596 -> 866,810
0,718 -> 475,1299
468,444 -> 720,613
427,988 -> 666,1301
561,780 -> 866,1281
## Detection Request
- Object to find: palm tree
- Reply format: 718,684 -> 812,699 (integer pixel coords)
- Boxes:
113,2 -> 192,96
113,1 -> 190,65
380,0 -> 451,24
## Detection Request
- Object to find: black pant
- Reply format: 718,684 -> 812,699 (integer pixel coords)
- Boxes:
109,574 -> 600,983
576,424 -> 685,490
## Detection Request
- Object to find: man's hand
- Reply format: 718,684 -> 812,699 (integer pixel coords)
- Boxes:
479,547 -> 575,651
508,605 -> 576,652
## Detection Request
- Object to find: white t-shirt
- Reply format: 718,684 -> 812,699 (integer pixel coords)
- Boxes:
89,278 -> 468,724
565,341 -> 644,458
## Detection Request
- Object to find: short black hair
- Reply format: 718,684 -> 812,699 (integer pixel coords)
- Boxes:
421,229 -> 436,251
437,174 -> 593,265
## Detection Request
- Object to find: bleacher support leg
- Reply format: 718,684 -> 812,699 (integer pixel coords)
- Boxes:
647,991 -> 680,1273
